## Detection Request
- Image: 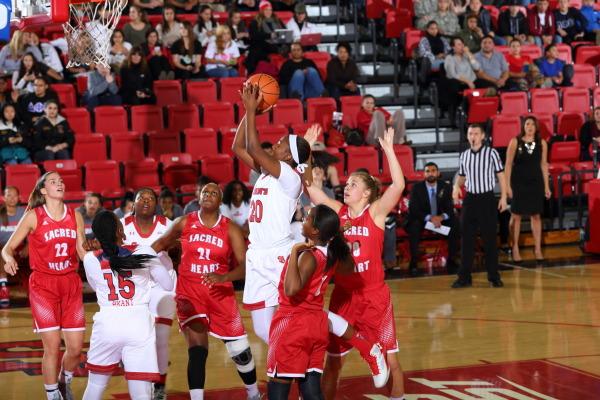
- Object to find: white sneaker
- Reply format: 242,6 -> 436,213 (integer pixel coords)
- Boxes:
58,381 -> 73,400
367,343 -> 390,388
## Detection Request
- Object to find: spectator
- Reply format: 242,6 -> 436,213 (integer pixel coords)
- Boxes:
198,0 -> 227,12
459,14 -> 485,53
286,3 -> 317,41
131,0 -> 164,15
12,53 -> 62,94
505,39 -> 536,91
171,22 -> 203,79
28,33 -> 64,78
204,25 -> 241,78
279,42 -> 325,100
326,42 -> 360,99
183,177 -> 212,214
554,0 -> 587,44
17,77 -> 58,130
245,0 -> 286,74
156,5 -> 183,48
235,0 -> 259,11
417,0 -> 460,36
498,0 -> 531,44
450,0 -> 470,16
581,0 -> 600,44
528,0 -> 558,47
580,107 -> 600,161
123,5 -> 152,47
220,180 -> 251,234
120,47 -> 156,105
0,103 -> 31,165
406,162 -> 458,276
417,21 -> 451,84
0,31 -> 43,75
82,64 -> 122,111
228,9 -> 250,54
300,163 -> 335,212
463,0 -> 499,44
77,193 -> 103,239
415,0 -> 439,23
194,5 -> 218,48
249,141 -> 273,185
108,29 -> 132,73
113,191 -> 135,219
535,44 -> 573,88
357,95 -> 408,145
141,29 -> 175,80
32,100 -> 75,161
475,36 -> 510,90
505,116 -> 550,262
167,0 -> 198,13
311,148 -> 341,189
0,77 -> 18,107
157,188 -> 184,219
0,186 -> 26,307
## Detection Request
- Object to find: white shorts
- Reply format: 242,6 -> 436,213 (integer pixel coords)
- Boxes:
86,306 -> 160,381
243,243 -> 293,310
150,269 -> 177,324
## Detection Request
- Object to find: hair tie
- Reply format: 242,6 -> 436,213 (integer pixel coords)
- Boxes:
296,163 -> 307,173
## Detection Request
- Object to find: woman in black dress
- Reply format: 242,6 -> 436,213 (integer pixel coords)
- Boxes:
505,116 -> 551,262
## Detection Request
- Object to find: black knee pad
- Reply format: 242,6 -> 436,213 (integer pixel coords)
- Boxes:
187,346 -> 208,390
267,379 -> 292,400
299,371 -> 324,400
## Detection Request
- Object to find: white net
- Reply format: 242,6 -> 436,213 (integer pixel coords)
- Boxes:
63,0 -> 127,67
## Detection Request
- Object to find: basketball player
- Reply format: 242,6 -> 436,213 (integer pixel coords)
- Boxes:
120,188 -> 175,399
267,204 -> 353,400
305,127 -> 407,400
237,84 -> 389,388
152,183 -> 261,400
2,172 -> 87,400
82,211 -> 174,400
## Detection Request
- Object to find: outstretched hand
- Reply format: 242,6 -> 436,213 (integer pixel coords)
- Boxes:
304,124 -> 322,147
239,83 -> 263,115
378,126 -> 395,150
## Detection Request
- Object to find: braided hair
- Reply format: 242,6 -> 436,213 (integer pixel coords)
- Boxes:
92,211 -> 155,276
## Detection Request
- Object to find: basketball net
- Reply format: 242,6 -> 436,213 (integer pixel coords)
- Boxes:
62,0 -> 127,67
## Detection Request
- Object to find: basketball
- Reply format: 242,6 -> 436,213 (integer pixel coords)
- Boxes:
245,73 -> 280,113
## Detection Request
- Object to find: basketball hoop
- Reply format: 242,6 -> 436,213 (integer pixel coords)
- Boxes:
62,0 -> 127,67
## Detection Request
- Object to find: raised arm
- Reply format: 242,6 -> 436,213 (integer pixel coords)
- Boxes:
284,242 -> 317,297
204,221 -> 247,286
1,210 -> 36,276
152,216 -> 186,253
371,127 -> 405,222
232,114 -> 260,172
75,211 -> 87,260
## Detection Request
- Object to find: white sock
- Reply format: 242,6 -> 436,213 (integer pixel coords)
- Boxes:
127,379 -> 152,400
245,383 -> 259,398
190,389 -> 204,400
45,384 -> 60,400
82,372 -> 110,400
250,307 -> 275,344
327,311 -> 349,337
155,322 -> 172,375
60,369 -> 74,384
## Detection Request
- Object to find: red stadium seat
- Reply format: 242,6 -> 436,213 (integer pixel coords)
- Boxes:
108,132 -> 145,162
160,153 -> 199,189
94,106 -> 128,134
561,87 -> 591,114
273,99 -> 304,126
549,141 -> 580,164
147,130 -> 181,159
178,183 -> 198,204
73,134 -> 107,165
131,105 -> 164,133
571,64 -> 596,89
167,104 -> 200,131
85,160 -> 121,193
236,101 -> 270,125
520,45 -> 542,60
64,190 -> 87,210
124,159 -> 159,189
237,158 -> 253,182
531,89 -> 559,114
303,51 -> 331,81
464,90 -> 499,123
42,160 -> 82,190
500,92 -> 528,115
575,46 -> 600,64
593,87 -> 600,108
202,102 -> 235,130
548,163 -> 572,198
495,46 -> 510,58
51,84 -> 77,108
324,147 -> 345,179
153,80 -> 183,106
528,113 -> 554,140
556,112 -> 585,139
62,107 -> 91,135
382,144 -> 424,182
200,155 -> 235,183
490,115 -> 521,148
385,9 -> 411,39
219,77 -> 247,102
5,164 -> 40,202
345,146 -> 380,176
219,128 -> 236,156
186,80 -> 217,104
556,44 -> 573,63
403,29 -> 423,59
340,96 -> 363,128
160,153 -> 193,168
76,75 -> 88,94
484,5 -> 499,27
307,97 -> 337,130
257,124 -> 288,145
183,128 -> 218,160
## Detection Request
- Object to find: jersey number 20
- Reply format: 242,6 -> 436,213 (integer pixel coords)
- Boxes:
249,200 -> 263,223
103,271 -> 135,301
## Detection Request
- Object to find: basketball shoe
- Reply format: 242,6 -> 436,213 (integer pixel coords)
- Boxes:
366,343 -> 389,388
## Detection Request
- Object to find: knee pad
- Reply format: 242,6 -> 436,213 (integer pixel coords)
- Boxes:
225,338 -> 255,373
155,294 -> 176,319
299,372 -> 324,400
327,311 -> 349,337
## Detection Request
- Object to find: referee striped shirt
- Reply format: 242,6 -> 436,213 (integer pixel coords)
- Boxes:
458,145 -> 504,194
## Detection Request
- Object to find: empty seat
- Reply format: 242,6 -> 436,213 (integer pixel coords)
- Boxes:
465,91 -> 499,123
186,80 -> 217,104
42,160 -> 82,190
153,80 -> 183,106
85,160 -> 121,193
51,83 -> 77,108
324,147 -> 345,179
556,43 -> 573,63
236,158 -> 253,182
340,96 -> 363,128
147,130 -> 181,159
571,64 -> 596,88
200,155 -> 235,183
345,146 -> 380,176
403,29 -> 423,59
109,132 -> 145,162
531,89 -> 559,114
131,105 -> 165,133
64,190 -> 87,210
307,97 -> 337,130
491,115 -> 521,148
500,92 -> 528,115
594,87 -> 600,108
219,77 -> 246,102
219,128 -> 236,156
273,99 -> 304,126
167,104 -> 200,131
382,144 -> 424,182
562,87 -> 591,114
236,101 -> 270,125
125,159 -> 159,189
62,107 -> 91,135
575,45 -> 600,64
160,153 -> 198,189
179,183 -> 198,204
549,141 -> 580,164
183,128 -> 218,160
73,134 -> 107,165
202,102 -> 235,130
94,106 -> 128,134
520,45 -> 542,60
290,123 -> 315,137
257,125 -> 288,145
5,164 -> 41,202
556,112 -> 585,139
303,51 -> 331,80
160,153 -> 193,168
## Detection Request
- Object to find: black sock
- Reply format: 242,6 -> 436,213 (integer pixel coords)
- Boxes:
237,369 -> 257,385
187,346 -> 208,390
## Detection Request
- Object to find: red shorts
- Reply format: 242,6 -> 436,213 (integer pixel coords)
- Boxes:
29,271 -> 85,333
175,278 -> 246,340
267,308 -> 328,378
327,284 -> 398,356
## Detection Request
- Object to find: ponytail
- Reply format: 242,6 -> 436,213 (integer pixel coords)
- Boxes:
326,231 -> 351,271
311,204 -> 351,271
27,171 -> 57,210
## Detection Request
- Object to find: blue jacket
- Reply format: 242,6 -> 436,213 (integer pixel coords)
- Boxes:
580,5 -> 600,32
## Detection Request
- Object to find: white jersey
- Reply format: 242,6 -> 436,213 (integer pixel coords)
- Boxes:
121,215 -> 174,271
83,245 -> 157,308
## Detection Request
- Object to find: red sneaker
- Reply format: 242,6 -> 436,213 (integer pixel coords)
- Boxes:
0,285 -> 9,308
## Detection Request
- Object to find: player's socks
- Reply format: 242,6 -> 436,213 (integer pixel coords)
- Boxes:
45,384 -> 62,400
188,346 -> 208,400
60,369 -> 74,384
58,370 -> 74,400
245,383 -> 260,399
155,321 -> 172,376
347,331 -> 373,357
189,389 -> 204,400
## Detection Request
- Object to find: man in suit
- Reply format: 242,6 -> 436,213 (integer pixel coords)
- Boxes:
407,162 -> 458,276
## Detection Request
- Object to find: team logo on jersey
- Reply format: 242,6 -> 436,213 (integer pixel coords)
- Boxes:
277,256 -> 286,263
42,221 -> 49,226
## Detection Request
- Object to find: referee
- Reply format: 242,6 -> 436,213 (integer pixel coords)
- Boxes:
452,124 -> 508,288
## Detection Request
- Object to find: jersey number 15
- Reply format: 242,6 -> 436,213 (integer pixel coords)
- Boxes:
103,271 -> 135,301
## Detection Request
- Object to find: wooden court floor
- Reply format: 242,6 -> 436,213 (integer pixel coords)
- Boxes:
1,260 -> 600,399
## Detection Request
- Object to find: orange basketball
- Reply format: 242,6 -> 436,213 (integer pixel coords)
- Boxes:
245,73 -> 280,112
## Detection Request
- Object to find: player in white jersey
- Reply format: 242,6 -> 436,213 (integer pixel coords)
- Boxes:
120,188 -> 175,399
82,211 -> 174,400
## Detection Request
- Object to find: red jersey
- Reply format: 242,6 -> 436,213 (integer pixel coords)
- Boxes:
278,246 -> 334,312
29,205 -> 79,275
335,205 -> 384,291
179,212 -> 232,287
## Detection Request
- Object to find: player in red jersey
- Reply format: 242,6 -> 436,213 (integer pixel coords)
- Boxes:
152,183 -> 261,400
267,204 -> 353,400
305,128 -> 406,400
1,172 -> 87,400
